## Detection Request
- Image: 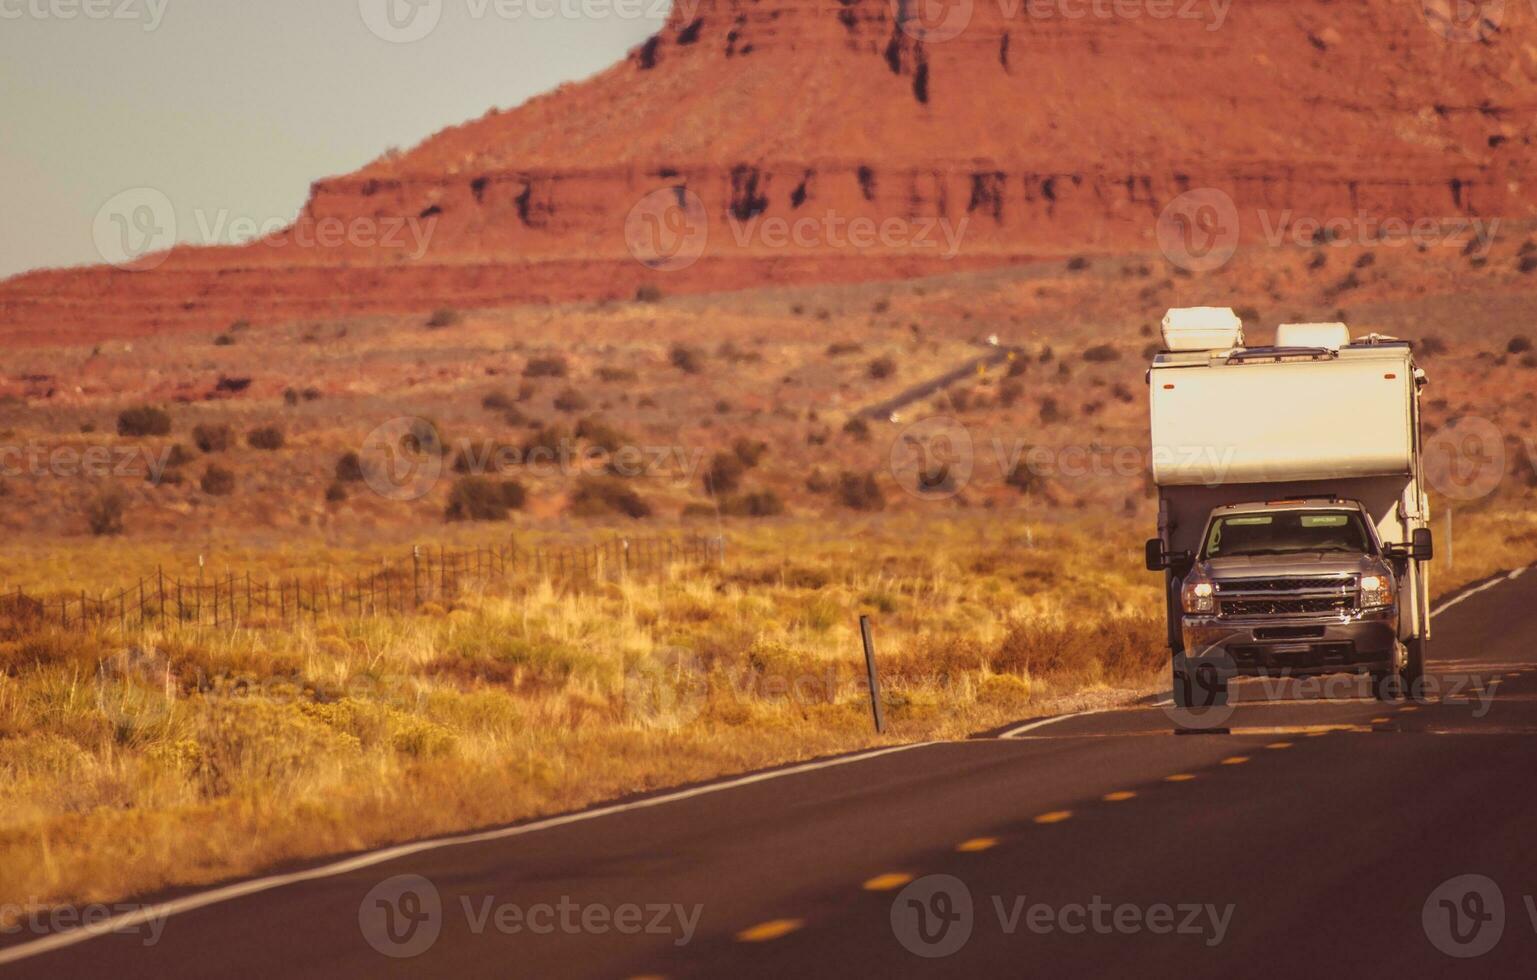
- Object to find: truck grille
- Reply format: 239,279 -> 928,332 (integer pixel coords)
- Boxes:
1216,575 -> 1354,593
1220,596 -> 1354,617
1214,575 -> 1357,619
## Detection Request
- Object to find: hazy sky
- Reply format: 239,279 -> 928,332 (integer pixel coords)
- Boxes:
0,0 -> 665,279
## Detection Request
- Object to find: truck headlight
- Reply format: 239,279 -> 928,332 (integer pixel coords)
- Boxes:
1181,573 -> 1216,615
1360,572 -> 1394,609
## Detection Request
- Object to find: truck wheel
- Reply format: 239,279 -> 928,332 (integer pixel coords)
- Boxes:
1173,662 -> 1228,710
1371,670 -> 1403,701
1402,636 -> 1428,700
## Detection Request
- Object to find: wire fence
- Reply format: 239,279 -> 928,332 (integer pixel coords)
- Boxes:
0,533 -> 726,635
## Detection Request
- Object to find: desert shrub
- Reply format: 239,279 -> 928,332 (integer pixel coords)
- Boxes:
481,389 -> 515,411
215,376 -> 252,394
842,417 -> 872,442
335,451 -> 365,483
732,437 -> 769,467
117,406 -> 171,438
1111,382 -> 1136,403
453,441 -> 517,475
634,284 -> 664,303
838,471 -> 885,511
1418,336 -> 1449,356
1066,255 -> 1090,271
805,469 -> 833,494
1006,357 -> 1028,378
283,388 -> 300,407
1518,254 -> 1537,275
867,356 -> 897,380
703,452 -> 745,496
1508,336 -> 1532,355
85,488 -> 125,536
1082,343 -> 1121,363
445,476 -> 525,521
722,490 -> 785,517
553,387 -> 591,413
325,482 -> 348,504
426,308 -> 461,329
569,476 -> 651,519
1005,457 -> 1039,493
998,380 -> 1025,407
523,424 -> 571,457
164,444 -> 195,468
1039,397 -> 1066,424
523,355 -> 569,378
826,342 -> 863,357
575,416 -> 630,452
201,465 -> 236,496
214,334 -> 235,347
302,387 -> 322,402
596,366 -> 638,383
192,424 -> 231,453
246,426 -> 285,451
669,344 -> 706,374
1354,252 -> 1376,269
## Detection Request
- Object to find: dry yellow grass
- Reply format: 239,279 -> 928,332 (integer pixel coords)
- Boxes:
1,503 -> 1532,917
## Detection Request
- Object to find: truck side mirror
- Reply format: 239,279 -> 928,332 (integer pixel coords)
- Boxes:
1145,539 -> 1166,572
1412,527 -> 1434,561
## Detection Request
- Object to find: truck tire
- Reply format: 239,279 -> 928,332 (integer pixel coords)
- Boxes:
1173,662 -> 1228,710
1402,635 -> 1428,700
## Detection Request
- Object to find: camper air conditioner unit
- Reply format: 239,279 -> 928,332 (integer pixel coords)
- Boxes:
1161,307 -> 1244,352
1275,322 -> 1352,351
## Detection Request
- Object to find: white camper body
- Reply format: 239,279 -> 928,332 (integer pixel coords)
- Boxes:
1147,321 -> 1432,657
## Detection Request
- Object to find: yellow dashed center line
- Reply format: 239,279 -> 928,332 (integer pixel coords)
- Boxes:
1164,773 -> 1197,782
1398,706 -> 1419,713
1221,756 -> 1249,765
1370,717 -> 1391,724
736,919 -> 804,943
1102,790 -> 1137,802
862,873 -> 914,892
1266,741 -> 1293,749
957,837 -> 998,852
1033,810 -> 1074,824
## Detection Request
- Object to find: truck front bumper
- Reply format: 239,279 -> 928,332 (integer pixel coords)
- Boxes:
1182,610 -> 1398,677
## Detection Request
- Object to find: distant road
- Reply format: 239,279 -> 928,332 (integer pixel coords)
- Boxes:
5,569 -> 1537,978
856,344 -> 1022,421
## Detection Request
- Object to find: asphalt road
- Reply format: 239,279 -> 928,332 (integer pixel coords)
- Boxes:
5,567 -> 1537,978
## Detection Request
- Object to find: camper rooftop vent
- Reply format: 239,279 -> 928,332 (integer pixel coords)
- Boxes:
1161,307 -> 1244,353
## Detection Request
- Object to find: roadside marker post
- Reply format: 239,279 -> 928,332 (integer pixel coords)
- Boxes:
859,614 -> 886,734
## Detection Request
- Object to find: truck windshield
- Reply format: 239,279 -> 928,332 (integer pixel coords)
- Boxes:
1203,510 -> 1372,558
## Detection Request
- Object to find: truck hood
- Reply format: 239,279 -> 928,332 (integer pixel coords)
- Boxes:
1204,552 -> 1381,578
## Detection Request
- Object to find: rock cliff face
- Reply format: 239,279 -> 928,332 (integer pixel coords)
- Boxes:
5,0 -> 1535,344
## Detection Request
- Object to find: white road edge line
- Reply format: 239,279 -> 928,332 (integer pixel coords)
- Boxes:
1002,708 -> 1118,738
0,741 -> 937,967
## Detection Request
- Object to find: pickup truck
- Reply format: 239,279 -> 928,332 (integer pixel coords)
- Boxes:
1144,309 -> 1434,708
